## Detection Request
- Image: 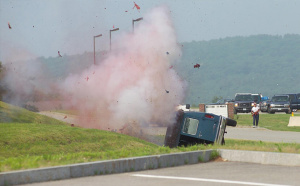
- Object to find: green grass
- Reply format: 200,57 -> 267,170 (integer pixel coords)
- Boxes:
234,113 -> 300,132
0,101 -> 67,125
1,101 -> 300,172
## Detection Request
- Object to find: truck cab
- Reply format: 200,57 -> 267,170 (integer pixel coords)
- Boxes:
234,93 -> 255,114
267,94 -> 291,114
164,110 -> 237,148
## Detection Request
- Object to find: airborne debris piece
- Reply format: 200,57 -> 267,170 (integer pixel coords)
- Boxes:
166,52 -> 169,55
164,109 -> 237,148
133,2 -> 140,11
165,89 -> 169,93
8,22 -> 12,29
169,65 -> 173,69
85,76 -> 89,81
194,63 -> 200,68
63,115 -> 67,119
58,51 -> 62,57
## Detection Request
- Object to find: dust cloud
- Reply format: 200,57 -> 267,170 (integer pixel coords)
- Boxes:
1,6 -> 187,138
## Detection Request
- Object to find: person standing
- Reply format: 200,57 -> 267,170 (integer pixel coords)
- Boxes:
251,102 -> 260,128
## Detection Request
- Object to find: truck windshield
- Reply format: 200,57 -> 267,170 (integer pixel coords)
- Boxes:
272,96 -> 289,102
235,95 -> 253,101
182,118 -> 198,135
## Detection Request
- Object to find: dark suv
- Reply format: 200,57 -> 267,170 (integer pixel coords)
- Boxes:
267,95 -> 291,114
234,93 -> 254,114
285,93 -> 300,112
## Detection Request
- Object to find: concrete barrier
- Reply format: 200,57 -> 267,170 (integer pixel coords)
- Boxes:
1,149 -> 300,186
288,116 -> 300,127
0,150 -> 214,186
218,149 -> 300,166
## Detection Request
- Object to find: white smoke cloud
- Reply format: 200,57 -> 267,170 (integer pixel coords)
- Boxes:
60,6 -> 187,131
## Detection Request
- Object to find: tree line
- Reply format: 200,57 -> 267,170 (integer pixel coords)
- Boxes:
1,34 -> 300,105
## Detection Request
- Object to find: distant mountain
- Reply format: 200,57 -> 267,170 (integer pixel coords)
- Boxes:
175,34 -> 300,104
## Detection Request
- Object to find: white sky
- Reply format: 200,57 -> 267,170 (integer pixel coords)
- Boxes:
1,0 -> 300,61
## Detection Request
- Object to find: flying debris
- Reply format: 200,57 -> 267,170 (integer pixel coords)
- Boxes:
169,65 -> 173,69
63,115 -> 67,119
58,51 -> 62,57
165,89 -> 169,93
8,22 -> 12,29
166,52 -> 169,55
194,64 -> 200,68
85,76 -> 89,81
133,2 -> 140,11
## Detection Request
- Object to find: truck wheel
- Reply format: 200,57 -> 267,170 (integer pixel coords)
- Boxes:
225,118 -> 237,127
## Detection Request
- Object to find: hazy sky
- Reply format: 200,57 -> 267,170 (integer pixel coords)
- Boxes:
1,0 -> 300,61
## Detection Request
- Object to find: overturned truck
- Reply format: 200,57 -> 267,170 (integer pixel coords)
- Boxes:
164,106 -> 237,148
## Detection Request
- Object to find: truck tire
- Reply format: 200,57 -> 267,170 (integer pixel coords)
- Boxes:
225,118 -> 237,127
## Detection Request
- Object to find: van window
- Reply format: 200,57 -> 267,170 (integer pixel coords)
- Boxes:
182,118 -> 199,135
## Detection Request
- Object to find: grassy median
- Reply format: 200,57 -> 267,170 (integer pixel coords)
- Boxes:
1,101 -> 300,172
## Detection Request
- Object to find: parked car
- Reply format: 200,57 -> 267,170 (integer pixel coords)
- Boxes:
267,94 -> 291,114
234,93 -> 255,114
284,93 -> 300,112
251,93 -> 262,107
260,99 -> 270,112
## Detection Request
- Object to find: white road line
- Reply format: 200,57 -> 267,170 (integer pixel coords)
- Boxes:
131,174 -> 290,186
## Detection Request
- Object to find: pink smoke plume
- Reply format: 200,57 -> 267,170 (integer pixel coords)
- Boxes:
60,6 -> 187,131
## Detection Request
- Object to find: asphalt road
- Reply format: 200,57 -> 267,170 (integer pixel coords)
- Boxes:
23,161 -> 300,186
225,126 -> 300,143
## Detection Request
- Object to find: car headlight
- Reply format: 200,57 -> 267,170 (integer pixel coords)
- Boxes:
251,103 -> 255,106
284,104 -> 290,107
263,102 -> 267,106
270,104 -> 275,107
234,103 -> 238,107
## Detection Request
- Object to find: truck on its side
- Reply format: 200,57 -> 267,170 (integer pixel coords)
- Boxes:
164,106 -> 237,148
234,93 -> 255,114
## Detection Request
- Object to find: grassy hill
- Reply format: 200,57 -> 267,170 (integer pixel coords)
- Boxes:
176,34 -> 300,104
0,101 -> 176,172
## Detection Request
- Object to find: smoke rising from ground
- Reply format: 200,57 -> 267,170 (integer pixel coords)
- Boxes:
60,6 -> 186,131
1,6 -> 187,136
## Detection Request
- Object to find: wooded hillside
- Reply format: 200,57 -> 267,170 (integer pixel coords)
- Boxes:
176,34 -> 300,104
1,34 -> 300,105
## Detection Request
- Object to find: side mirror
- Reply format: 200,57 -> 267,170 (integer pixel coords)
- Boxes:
186,104 -> 190,109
